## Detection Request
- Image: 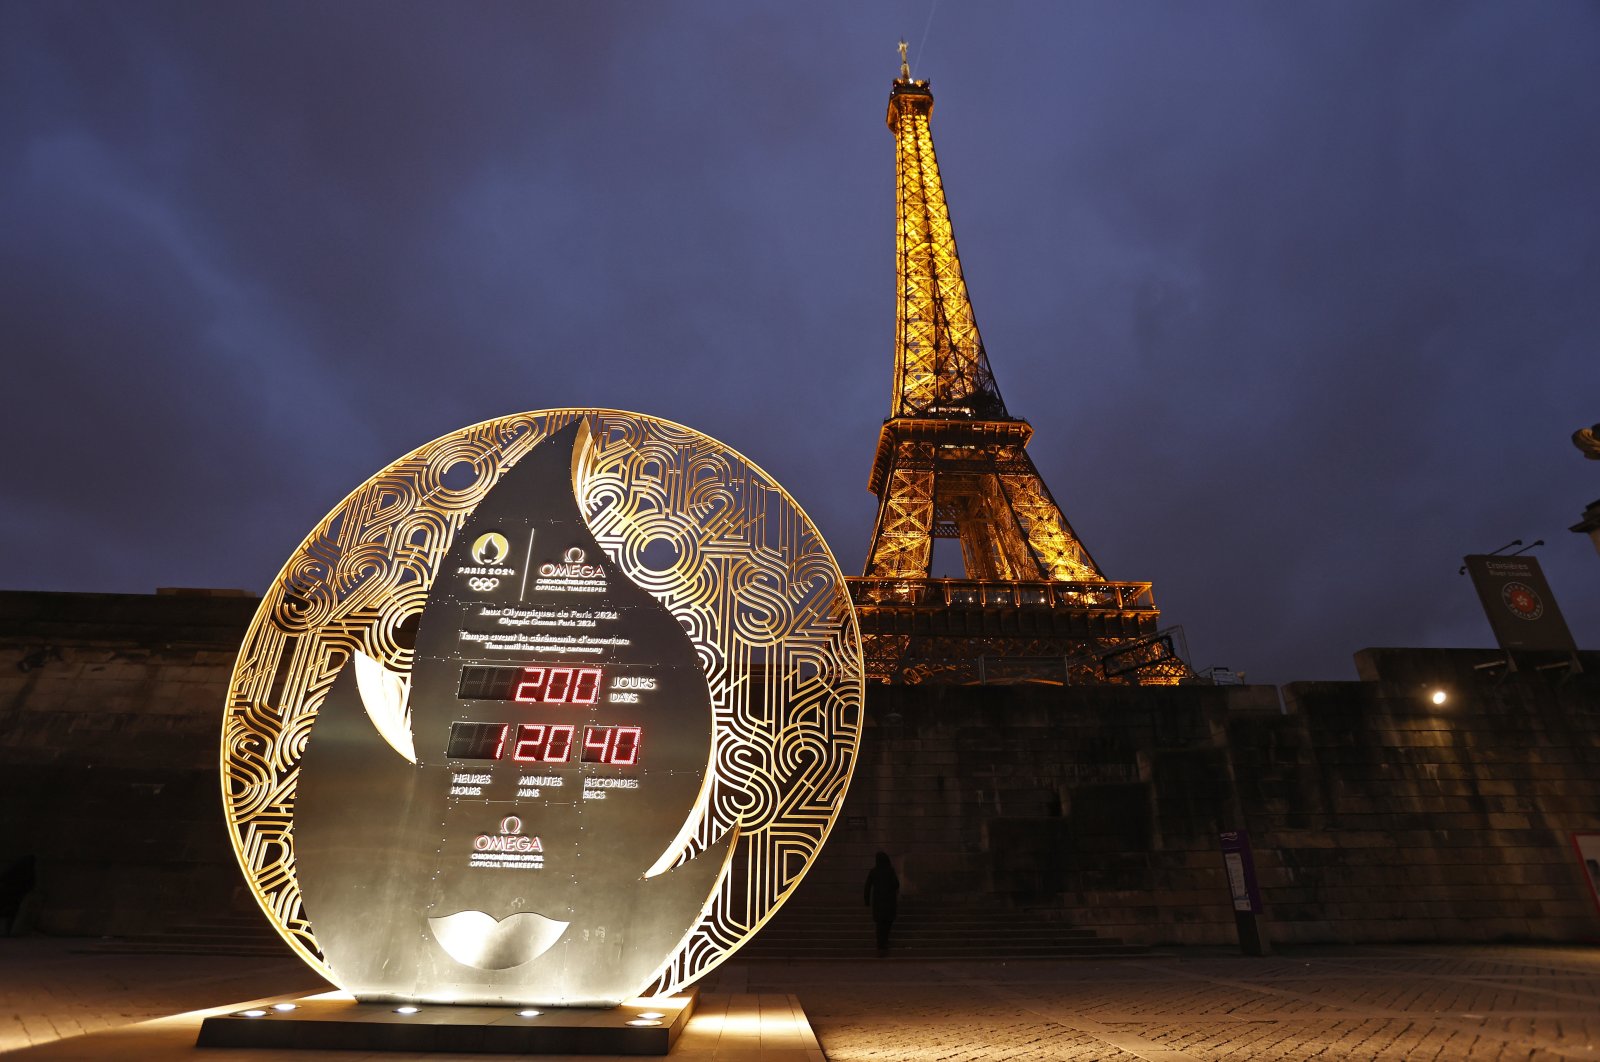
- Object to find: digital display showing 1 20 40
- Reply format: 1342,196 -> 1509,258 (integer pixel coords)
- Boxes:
457,664 -> 604,704
447,721 -> 642,765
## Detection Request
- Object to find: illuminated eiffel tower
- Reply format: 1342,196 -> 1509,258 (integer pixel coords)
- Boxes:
846,48 -> 1187,686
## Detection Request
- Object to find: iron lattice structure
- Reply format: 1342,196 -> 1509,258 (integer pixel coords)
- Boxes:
850,63 -> 1185,687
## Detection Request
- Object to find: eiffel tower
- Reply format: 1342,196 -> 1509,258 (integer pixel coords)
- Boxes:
846,48 -> 1187,686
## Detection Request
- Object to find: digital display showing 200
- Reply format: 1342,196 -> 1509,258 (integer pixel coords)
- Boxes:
447,722 -> 642,765
458,664 -> 603,704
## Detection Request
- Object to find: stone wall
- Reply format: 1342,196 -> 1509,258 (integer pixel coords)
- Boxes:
2,589 -> 1598,947
794,683 -> 1270,944
1233,662 -> 1600,945
0,591 -> 258,935
796,662 -> 1600,947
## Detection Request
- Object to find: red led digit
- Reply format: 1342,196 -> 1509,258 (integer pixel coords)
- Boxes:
579,725 -> 641,764
545,668 -> 573,702
546,724 -> 574,761
513,723 -> 547,761
493,723 -> 509,760
611,726 -> 641,765
513,723 -> 578,761
573,667 -> 602,705
514,668 -> 548,703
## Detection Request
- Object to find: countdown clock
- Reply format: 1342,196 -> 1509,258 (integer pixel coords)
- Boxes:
221,411 -> 863,1006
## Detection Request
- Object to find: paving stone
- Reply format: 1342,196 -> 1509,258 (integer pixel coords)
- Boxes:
734,945 -> 1600,1060
4,928 -> 1600,1058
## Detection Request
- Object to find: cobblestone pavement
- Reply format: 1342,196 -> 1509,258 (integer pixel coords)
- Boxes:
727,945 -> 1600,1061
0,938 -> 317,1054
4,938 -> 1599,1060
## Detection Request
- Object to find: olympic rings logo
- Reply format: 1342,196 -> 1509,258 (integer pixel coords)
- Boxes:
467,576 -> 500,592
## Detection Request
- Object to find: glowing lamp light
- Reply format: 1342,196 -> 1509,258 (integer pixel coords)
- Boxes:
238,1010 -> 268,1018
637,1011 -> 665,1020
1430,689 -> 1448,706
394,1006 -> 420,1015
518,1009 -> 541,1018
271,1003 -> 297,1012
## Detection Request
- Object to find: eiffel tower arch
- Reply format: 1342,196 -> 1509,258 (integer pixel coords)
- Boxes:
845,56 -> 1187,687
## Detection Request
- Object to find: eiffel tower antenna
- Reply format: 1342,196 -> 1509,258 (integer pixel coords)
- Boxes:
847,53 -> 1185,686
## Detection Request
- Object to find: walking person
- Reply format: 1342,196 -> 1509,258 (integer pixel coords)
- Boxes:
863,851 -> 899,957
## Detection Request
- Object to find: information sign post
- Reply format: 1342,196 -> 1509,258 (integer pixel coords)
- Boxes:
1220,830 -> 1269,956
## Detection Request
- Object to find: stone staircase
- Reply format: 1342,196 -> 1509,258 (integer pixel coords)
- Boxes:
87,915 -> 296,958
739,900 -> 1146,961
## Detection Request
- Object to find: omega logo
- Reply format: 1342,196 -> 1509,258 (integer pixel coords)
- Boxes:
473,815 -> 542,854
539,546 -> 605,579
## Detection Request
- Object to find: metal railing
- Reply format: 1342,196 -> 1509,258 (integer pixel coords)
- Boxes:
846,577 -> 1156,612
877,626 -> 1192,686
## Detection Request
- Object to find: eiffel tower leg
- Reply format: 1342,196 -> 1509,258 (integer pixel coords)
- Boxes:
997,461 -> 1101,582
863,444 -> 935,580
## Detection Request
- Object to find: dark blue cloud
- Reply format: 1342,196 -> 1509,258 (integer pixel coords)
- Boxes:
3,1 -> 1597,682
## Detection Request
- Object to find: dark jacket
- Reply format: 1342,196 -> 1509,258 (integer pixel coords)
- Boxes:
864,854 -> 899,922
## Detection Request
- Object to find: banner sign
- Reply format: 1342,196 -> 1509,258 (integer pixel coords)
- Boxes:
1220,830 -> 1262,914
1574,833 -> 1600,917
1463,554 -> 1577,652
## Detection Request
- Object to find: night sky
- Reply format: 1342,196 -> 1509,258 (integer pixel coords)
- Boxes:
4,2 -> 1598,685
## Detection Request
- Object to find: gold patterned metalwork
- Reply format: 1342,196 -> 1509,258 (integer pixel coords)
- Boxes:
856,61 -> 1181,684
221,410 -> 863,992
